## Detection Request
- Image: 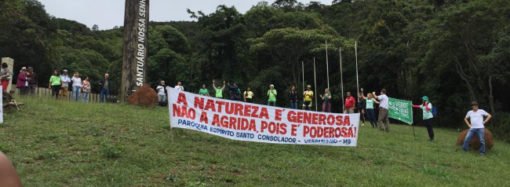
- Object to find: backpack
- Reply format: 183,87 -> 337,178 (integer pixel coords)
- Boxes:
432,106 -> 438,117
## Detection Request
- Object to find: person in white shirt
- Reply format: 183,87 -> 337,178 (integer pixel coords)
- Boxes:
60,69 -> 71,99
175,81 -> 184,92
373,89 -> 390,132
463,101 -> 492,155
71,72 -> 82,101
156,80 -> 167,104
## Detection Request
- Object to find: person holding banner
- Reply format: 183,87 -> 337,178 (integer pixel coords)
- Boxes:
288,85 -> 298,109
243,87 -> 254,103
320,88 -> 332,112
344,92 -> 356,114
267,84 -> 277,106
198,84 -> 210,96
463,101 -> 492,155
374,89 -> 390,132
175,81 -> 184,92
413,96 -> 435,141
363,93 -> 379,128
303,85 -> 314,110
212,80 -> 225,98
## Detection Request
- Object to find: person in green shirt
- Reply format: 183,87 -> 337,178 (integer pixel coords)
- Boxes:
48,69 -> 61,99
212,80 -> 225,98
267,84 -> 277,106
413,96 -> 435,141
199,84 -> 210,96
363,93 -> 379,128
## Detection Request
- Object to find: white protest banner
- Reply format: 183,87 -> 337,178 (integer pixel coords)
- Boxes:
167,87 -> 359,147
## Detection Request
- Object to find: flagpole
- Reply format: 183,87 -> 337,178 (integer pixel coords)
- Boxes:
339,47 -> 344,113
355,41 -> 360,103
302,61 -> 305,109
326,40 -> 330,89
313,58 -> 318,112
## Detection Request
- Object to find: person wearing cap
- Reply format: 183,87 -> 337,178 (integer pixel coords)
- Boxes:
413,96 -> 435,141
16,67 -> 29,95
267,84 -> 277,106
60,69 -> 71,99
463,101 -> 492,155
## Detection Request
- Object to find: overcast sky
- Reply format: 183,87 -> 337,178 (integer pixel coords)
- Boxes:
38,0 -> 331,30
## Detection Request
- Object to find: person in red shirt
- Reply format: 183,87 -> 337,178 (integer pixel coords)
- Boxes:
344,91 -> 356,113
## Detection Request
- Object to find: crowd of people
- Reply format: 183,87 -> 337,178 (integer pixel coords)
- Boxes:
156,80 -> 493,155
49,69 -> 111,102
0,63 -> 112,103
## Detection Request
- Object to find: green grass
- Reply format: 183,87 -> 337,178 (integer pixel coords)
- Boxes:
1,96 -> 510,186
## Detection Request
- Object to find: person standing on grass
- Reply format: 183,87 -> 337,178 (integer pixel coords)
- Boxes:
344,91 -> 356,114
49,69 -> 61,99
98,73 -> 110,103
321,88 -> 332,112
199,84 -> 210,96
156,80 -> 167,104
303,85 -> 314,110
175,81 -> 184,92
82,77 -> 91,102
358,89 -> 366,126
463,101 -> 492,155
27,67 -> 37,95
213,80 -> 225,98
373,89 -> 390,132
267,84 -> 277,106
363,93 -> 379,128
244,87 -> 254,103
288,85 -> 298,109
16,67 -> 29,95
413,96 -> 435,141
0,63 -> 12,92
71,72 -> 82,101
59,69 -> 71,99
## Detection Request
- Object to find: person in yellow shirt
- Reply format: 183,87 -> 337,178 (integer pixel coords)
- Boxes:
303,85 -> 314,110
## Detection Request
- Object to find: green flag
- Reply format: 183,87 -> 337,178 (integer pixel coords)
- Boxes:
388,98 -> 413,125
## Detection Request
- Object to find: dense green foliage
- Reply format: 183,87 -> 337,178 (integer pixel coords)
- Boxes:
1,97 -> 510,186
1,0 -> 509,139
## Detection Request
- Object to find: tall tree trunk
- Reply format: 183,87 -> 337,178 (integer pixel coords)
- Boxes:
488,76 -> 496,126
455,60 -> 477,102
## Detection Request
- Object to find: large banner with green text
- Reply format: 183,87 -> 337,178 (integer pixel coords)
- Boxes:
388,97 -> 413,125
167,87 -> 359,147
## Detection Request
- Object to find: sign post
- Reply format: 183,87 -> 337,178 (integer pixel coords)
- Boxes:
121,0 -> 150,101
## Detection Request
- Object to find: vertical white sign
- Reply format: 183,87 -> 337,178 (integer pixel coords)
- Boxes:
1,87 -> 3,124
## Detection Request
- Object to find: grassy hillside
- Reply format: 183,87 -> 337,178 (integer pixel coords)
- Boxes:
1,96 -> 509,186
